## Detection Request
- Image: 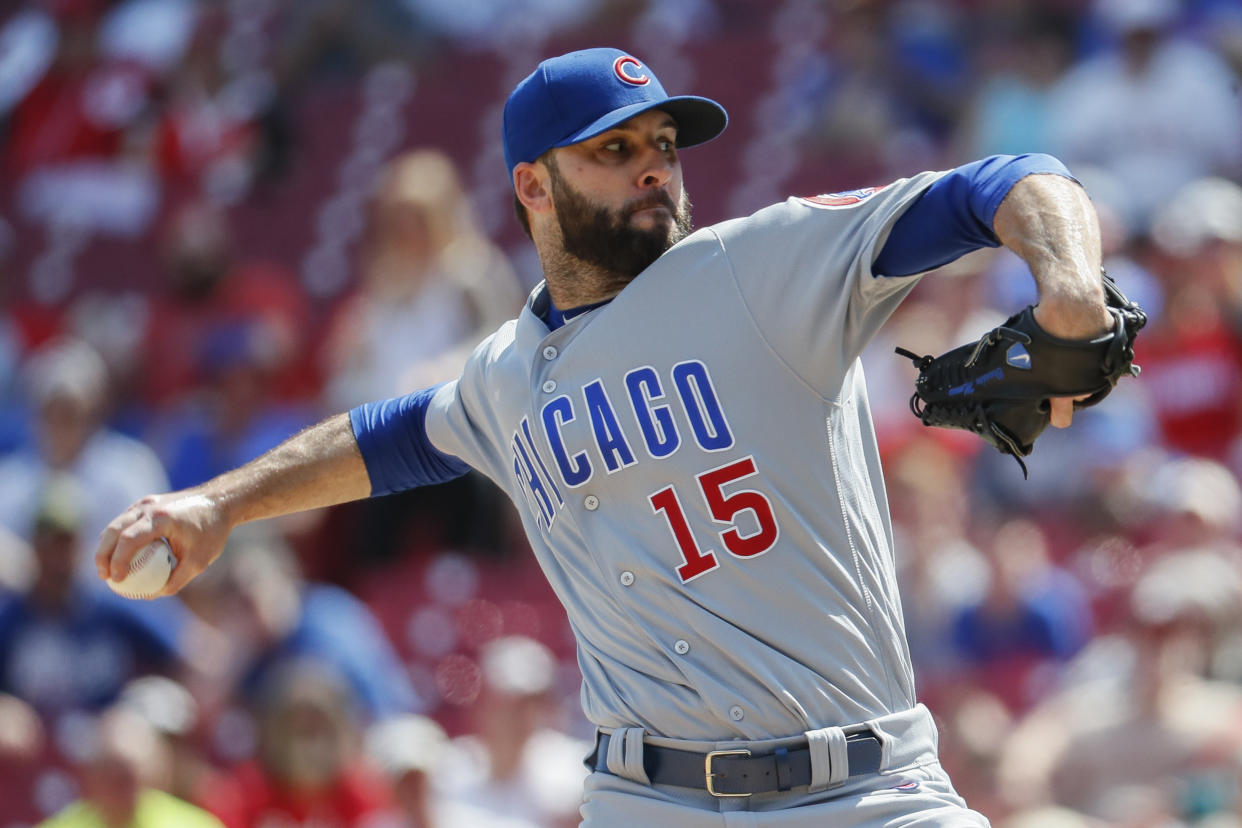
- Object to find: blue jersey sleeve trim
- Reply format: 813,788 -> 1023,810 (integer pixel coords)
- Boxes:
349,384 -> 472,496
873,153 -> 1076,278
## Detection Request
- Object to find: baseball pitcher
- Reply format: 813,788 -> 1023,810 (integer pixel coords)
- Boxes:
97,48 -> 1142,826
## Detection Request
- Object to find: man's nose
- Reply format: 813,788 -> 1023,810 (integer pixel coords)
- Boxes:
637,149 -> 674,188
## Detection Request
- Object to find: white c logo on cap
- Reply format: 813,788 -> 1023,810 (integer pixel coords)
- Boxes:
613,56 -> 650,86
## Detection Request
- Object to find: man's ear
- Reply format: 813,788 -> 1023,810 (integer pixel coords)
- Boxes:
514,161 -> 553,216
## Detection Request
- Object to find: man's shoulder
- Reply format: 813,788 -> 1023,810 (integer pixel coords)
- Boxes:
464,317 -> 522,373
700,180 -> 927,253
438,317 -> 529,412
707,185 -> 905,233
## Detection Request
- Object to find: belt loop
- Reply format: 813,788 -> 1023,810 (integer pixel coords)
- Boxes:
806,726 -> 849,791
605,727 -> 650,785
774,746 -> 793,792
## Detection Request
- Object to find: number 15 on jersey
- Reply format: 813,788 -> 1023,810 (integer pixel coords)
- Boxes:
649,455 -> 781,583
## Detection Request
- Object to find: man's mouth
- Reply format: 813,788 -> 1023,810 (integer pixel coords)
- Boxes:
628,198 -> 676,221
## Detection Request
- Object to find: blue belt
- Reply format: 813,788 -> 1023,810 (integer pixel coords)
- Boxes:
590,728 -> 883,797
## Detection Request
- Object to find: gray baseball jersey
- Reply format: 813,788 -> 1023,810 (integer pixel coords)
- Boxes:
426,170 -> 945,742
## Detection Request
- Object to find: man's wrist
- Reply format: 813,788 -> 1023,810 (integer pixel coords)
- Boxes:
190,484 -> 240,531
1032,294 -> 1113,340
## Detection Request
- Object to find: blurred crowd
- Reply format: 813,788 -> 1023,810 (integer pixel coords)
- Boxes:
0,0 -> 1241,826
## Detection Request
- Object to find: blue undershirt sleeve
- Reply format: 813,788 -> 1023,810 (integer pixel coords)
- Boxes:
872,153 -> 1077,278
349,383 -> 472,496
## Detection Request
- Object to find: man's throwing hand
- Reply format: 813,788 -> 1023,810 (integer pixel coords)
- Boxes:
95,491 -> 231,598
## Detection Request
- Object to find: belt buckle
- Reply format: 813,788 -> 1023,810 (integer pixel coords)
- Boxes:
705,748 -> 752,797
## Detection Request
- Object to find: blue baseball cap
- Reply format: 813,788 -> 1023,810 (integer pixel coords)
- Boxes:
503,48 -> 728,178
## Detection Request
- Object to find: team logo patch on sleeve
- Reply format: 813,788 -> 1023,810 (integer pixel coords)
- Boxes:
799,186 -> 885,208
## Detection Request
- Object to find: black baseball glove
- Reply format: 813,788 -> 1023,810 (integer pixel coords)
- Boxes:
895,271 -> 1147,477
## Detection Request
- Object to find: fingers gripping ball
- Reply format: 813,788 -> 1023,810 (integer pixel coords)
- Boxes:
107,537 -> 178,599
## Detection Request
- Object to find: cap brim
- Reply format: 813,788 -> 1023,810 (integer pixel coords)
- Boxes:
553,95 -> 728,153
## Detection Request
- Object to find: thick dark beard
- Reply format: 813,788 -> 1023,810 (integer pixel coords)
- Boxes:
549,164 -> 693,283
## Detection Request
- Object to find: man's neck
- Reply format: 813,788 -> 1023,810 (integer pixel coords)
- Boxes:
538,245 -> 635,310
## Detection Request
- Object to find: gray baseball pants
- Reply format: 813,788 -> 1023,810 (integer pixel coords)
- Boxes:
579,704 -> 991,827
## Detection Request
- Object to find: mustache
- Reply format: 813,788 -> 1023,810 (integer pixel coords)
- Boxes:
625,191 -> 678,218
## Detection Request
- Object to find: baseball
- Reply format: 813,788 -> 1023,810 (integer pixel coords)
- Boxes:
106,537 -> 177,599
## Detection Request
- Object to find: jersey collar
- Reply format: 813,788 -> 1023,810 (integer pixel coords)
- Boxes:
530,282 -> 613,331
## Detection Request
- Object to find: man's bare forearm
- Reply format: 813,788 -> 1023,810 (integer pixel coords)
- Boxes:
96,413 -> 373,594
200,412 -> 372,529
992,173 -> 1111,339
992,172 -> 1115,428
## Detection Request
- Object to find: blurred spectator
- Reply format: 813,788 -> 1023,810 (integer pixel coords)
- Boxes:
1045,0 -> 1242,233
154,317 -> 317,491
0,338 -> 169,575
315,148 -> 522,568
949,519 -> 1093,713
1139,456 -> 1242,551
367,714 -> 447,828
0,216 -> 29,454
0,524 -> 34,597
0,691 -> 47,820
96,0 -> 199,81
955,6 -> 1077,159
321,148 -> 522,409
1135,177 -> 1242,458
3,1 -> 139,175
400,0 -> 605,52
147,7 -> 267,207
0,4 -> 59,119
437,636 -> 588,828
367,713 -> 541,828
1056,563 -> 1242,823
140,201 -> 315,410
38,704 -> 223,828
5,0 -> 159,236
934,687 -> 1016,822
1196,0 -> 1242,79
0,475 -> 203,719
885,0 -> 972,140
998,806 -> 1093,828
178,534 -> 419,722
198,658 -> 396,828
885,431 -> 988,698
997,549 -> 1242,823
805,5 -> 909,187
117,675 -> 222,809
272,0 -> 427,86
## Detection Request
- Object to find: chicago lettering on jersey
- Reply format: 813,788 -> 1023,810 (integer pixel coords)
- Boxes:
510,359 -> 734,530
511,415 -> 564,532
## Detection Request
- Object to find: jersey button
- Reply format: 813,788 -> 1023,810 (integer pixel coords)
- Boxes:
542,380 -> 557,393
584,495 -> 599,511
673,639 -> 690,655
729,705 -> 745,721
543,346 -> 558,360
619,571 -> 635,587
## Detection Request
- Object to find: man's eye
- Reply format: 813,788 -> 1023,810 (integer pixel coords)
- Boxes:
603,141 -> 625,153
659,139 -> 675,151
